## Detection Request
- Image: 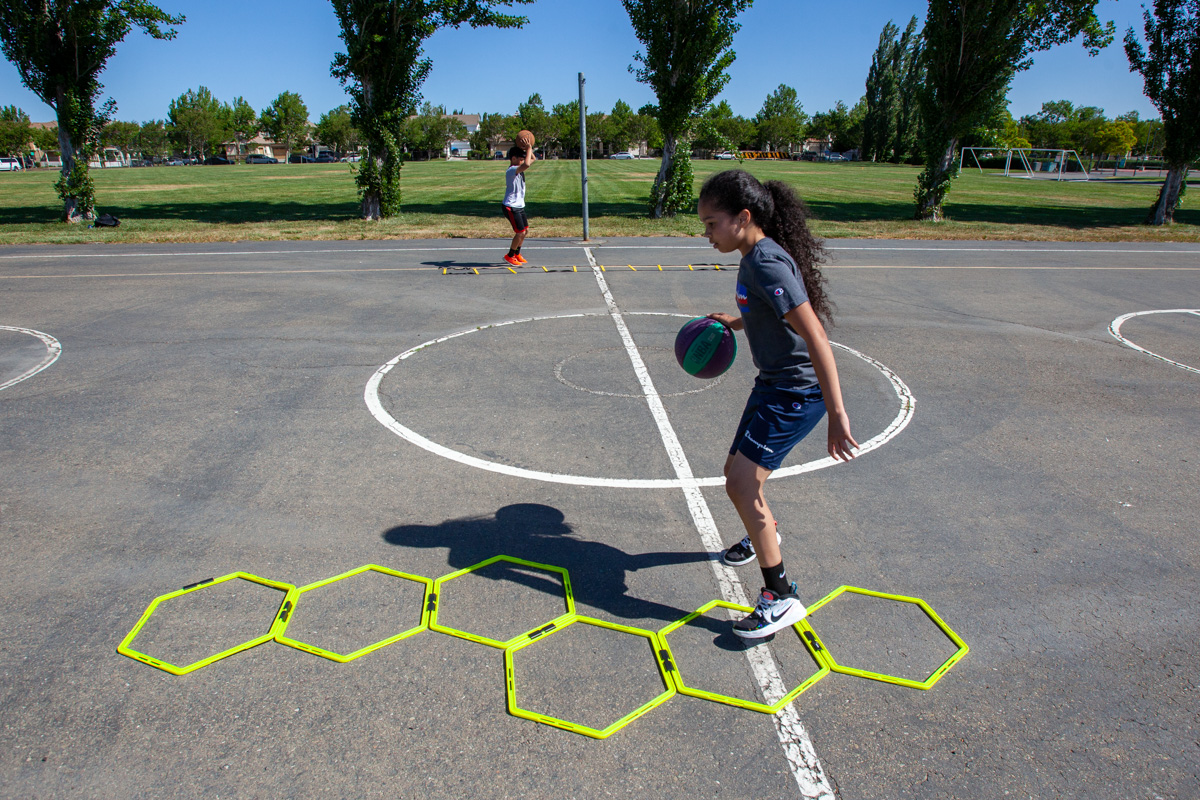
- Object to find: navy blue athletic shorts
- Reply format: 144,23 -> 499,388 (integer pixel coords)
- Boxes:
729,379 -> 826,471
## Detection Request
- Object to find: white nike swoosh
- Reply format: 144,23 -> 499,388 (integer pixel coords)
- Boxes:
765,600 -> 794,623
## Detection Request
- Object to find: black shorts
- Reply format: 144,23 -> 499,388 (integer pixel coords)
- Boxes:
502,204 -> 529,234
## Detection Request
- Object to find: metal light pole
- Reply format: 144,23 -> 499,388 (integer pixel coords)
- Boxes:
579,72 -> 590,241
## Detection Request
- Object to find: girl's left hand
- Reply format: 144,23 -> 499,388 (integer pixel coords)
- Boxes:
827,410 -> 858,461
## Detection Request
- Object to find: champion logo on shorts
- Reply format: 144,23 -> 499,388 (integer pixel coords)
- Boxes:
774,287 -> 785,297
742,431 -> 775,454
792,402 -> 802,410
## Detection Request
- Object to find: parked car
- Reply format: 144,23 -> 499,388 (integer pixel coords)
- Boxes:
608,152 -> 634,159
0,157 -> 24,171
714,152 -> 735,160
340,153 -> 361,163
165,157 -> 185,166
203,156 -> 233,165
245,154 -> 278,164
314,152 -> 338,163
288,154 -> 316,163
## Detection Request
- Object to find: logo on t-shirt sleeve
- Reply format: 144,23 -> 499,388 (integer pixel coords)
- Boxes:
736,282 -> 750,311
773,287 -> 784,296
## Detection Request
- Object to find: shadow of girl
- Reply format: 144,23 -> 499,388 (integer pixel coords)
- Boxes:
381,503 -> 720,626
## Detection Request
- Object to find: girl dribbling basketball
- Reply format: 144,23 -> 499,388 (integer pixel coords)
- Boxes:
699,169 -> 858,639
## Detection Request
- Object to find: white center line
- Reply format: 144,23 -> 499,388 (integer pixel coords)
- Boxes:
585,247 -> 835,800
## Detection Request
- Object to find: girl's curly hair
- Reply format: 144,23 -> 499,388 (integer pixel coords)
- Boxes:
699,169 -> 834,327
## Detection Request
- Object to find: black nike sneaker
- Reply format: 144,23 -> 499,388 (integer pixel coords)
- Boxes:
721,526 -> 782,567
732,583 -> 807,639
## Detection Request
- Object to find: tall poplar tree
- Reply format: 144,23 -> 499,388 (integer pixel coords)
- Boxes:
891,16 -> 923,163
1125,0 -> 1199,225
329,0 -> 532,219
0,0 -> 183,221
862,20 -> 899,162
622,0 -> 752,218
914,0 -> 1113,221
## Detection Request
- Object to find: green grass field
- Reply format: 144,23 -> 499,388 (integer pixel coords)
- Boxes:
0,158 -> 1195,244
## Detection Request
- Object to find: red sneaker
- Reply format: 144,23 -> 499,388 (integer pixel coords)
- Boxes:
515,254 -> 528,264
503,254 -> 521,266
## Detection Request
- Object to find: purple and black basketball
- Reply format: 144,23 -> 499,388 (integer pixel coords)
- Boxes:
675,317 -> 737,379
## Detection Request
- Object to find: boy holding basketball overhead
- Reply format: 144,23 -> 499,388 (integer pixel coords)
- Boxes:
502,131 -> 536,266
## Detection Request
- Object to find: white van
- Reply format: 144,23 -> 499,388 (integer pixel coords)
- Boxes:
0,157 -> 24,172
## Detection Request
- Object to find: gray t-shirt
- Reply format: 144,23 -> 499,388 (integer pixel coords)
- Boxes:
735,238 -> 818,388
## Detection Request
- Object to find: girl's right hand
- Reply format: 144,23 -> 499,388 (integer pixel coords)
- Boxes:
706,312 -> 743,331
827,410 -> 858,461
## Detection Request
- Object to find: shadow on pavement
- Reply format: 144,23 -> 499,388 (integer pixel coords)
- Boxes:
381,502 -> 733,634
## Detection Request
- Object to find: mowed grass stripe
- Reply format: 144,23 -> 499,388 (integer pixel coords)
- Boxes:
0,159 -> 1195,244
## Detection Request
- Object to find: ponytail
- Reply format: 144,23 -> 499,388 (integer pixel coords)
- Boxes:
699,170 -> 834,326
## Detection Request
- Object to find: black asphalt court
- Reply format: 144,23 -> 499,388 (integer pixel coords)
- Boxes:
1,237 -> 1197,799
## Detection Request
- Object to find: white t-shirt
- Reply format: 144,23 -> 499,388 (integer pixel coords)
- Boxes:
504,165 -> 525,208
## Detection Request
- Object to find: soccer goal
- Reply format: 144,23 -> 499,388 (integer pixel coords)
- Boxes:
960,147 -> 1091,181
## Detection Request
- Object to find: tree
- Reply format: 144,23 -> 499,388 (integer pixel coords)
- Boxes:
1092,119 -> 1138,159
513,93 -> 553,150
629,107 -> 662,151
330,0 -> 532,220
549,100 -> 579,157
1116,111 -> 1166,157
316,104 -> 357,155
260,91 -> 309,162
1125,0 -> 1200,224
754,83 -> 806,151
0,105 -> 32,158
862,20 -> 899,162
101,120 -> 140,162
408,102 -> 465,159
469,111 -> 507,158
31,124 -> 59,154
604,99 -> 635,153
891,16 -> 924,162
623,0 -> 753,218
168,86 -> 227,157
229,96 -> 259,159
914,0 -> 1114,221
809,100 -> 866,154
137,119 -> 170,161
0,0 -> 184,220
862,17 -> 921,163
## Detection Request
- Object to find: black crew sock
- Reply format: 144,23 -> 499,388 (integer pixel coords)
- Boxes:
507,248 -> 516,257
515,247 -> 521,255
760,562 -> 792,596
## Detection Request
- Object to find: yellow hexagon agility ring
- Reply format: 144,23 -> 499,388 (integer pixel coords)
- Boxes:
804,585 -> 969,690
503,616 -> 676,739
273,565 -> 433,661
658,599 -> 830,713
118,572 -> 296,675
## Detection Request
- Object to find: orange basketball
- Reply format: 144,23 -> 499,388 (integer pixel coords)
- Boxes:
517,129 -> 535,149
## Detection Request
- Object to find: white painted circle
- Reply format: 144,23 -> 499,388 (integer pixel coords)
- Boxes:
1108,309 -> 1200,376
365,313 -> 915,489
0,326 -> 62,392
554,346 -> 729,398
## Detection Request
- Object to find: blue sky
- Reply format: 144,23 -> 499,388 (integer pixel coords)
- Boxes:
0,0 -> 1158,125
